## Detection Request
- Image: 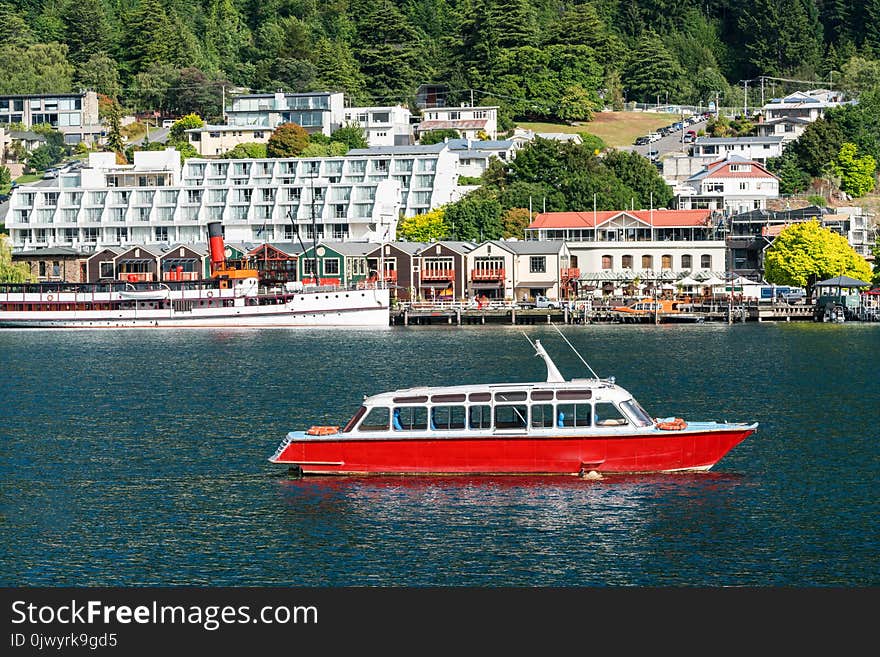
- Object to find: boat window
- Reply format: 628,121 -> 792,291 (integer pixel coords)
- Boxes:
359,406 -> 390,432
393,395 -> 428,404
431,405 -> 466,431
343,406 -> 367,433
494,391 -> 527,402
556,390 -> 592,400
594,402 -> 629,427
468,405 -> 492,429
468,392 -> 491,402
556,403 -> 592,428
494,404 -> 528,430
431,393 -> 466,403
530,404 -> 555,428
531,390 -> 554,401
392,406 -> 428,431
620,399 -> 653,428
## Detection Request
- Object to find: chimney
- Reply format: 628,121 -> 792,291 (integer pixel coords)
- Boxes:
207,221 -> 225,274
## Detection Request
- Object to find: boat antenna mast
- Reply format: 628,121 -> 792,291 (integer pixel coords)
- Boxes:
310,166 -> 320,286
288,209 -> 316,287
522,333 -> 565,383
551,324 -> 602,380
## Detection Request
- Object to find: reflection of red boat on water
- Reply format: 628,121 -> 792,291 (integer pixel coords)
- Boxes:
270,332 -> 757,476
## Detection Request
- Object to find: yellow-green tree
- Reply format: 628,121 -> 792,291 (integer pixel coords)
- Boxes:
501,207 -> 531,239
397,208 -> 449,242
0,234 -> 32,282
764,220 -> 872,294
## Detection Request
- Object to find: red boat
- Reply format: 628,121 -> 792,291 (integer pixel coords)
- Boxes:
269,338 -> 757,476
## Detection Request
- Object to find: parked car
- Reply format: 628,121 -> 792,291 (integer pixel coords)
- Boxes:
0,193 -> 9,203
683,130 -> 696,144
646,148 -> 659,161
42,168 -> 59,179
634,136 -> 650,146
646,132 -> 661,142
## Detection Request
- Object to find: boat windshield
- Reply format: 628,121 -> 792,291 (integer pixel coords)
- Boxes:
342,406 -> 367,433
620,399 -> 653,427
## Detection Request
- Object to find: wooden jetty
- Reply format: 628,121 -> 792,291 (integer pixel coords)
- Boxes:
390,299 -> 820,326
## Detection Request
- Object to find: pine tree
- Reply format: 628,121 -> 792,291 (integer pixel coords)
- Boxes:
622,30 -> 684,103
123,0 -> 175,74
61,0 -> 112,64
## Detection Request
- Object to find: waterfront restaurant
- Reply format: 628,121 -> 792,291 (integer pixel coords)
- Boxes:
525,209 -> 727,297
464,239 -> 573,302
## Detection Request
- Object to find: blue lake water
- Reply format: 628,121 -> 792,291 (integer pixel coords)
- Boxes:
1,323 -> 877,586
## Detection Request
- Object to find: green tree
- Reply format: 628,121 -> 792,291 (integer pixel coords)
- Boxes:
739,0 -> 823,76
444,193 -> 503,241
311,38 -> 367,104
352,0 -> 425,101
791,118 -> 844,177
222,143 -> 268,159
872,237 -> 880,286
76,54 -> 121,99
397,208 -> 449,241
169,114 -> 204,142
557,85 -> 594,122
105,100 -> 125,154
764,220 -> 873,294
331,124 -> 369,150
501,207 -> 531,239
830,142 -> 876,197
420,129 -> 460,145
267,123 -> 310,158
0,235 -> 32,283
768,151 -> 811,194
622,30 -> 683,103
123,0 -> 175,74
61,0 -> 112,64
204,0 -> 251,75
0,42 -> 74,94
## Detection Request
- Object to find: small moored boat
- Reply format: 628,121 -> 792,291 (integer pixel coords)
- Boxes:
269,335 -> 757,476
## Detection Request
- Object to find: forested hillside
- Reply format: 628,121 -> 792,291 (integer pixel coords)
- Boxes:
1,0 -> 879,121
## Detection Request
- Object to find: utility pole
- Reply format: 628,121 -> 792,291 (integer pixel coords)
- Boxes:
222,85 -> 226,122
760,77 -> 765,109
743,80 -> 748,118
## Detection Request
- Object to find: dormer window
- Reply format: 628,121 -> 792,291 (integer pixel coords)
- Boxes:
729,164 -> 752,172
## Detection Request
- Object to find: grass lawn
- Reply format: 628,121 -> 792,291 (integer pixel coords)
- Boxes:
517,111 -> 680,147
14,174 -> 41,184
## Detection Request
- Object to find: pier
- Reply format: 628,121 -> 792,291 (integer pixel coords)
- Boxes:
390,299 -> 830,326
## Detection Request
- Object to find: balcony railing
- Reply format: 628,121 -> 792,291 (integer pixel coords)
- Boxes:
382,271 -> 398,282
471,268 -> 505,280
561,267 -> 580,281
420,268 -> 455,281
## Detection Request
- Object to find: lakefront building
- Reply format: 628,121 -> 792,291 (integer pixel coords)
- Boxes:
526,209 -> 727,295
2,143 -> 480,252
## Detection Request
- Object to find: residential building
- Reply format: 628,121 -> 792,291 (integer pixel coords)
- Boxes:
674,155 -> 780,214
186,125 -> 271,157
3,143 -> 488,252
691,136 -> 784,163
526,209 -> 727,295
224,91 -> 345,136
342,105 -> 414,146
464,240 -> 573,301
416,105 -> 498,140
296,241 -> 375,287
760,89 -> 845,123
725,205 -> 876,279
0,91 -> 102,145
754,116 -> 813,145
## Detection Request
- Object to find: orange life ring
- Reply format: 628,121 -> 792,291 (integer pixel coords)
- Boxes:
46,294 -> 54,302
306,425 -> 340,436
656,417 -> 688,431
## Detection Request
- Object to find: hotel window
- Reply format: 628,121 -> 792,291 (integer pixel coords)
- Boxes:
661,254 -> 672,269
155,227 -> 169,241
601,255 -> 613,270
739,182 -> 749,190
622,255 -> 633,269
681,254 -> 692,269
334,204 -> 347,218
529,256 -> 546,273
642,255 -> 653,269
701,254 -> 712,269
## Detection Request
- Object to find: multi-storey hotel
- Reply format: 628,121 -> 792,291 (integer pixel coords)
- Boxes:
3,143 -> 472,252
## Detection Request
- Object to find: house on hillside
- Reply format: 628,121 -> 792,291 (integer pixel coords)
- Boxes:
674,155 -> 780,214
415,106 -> 498,141
692,136 -> 784,163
